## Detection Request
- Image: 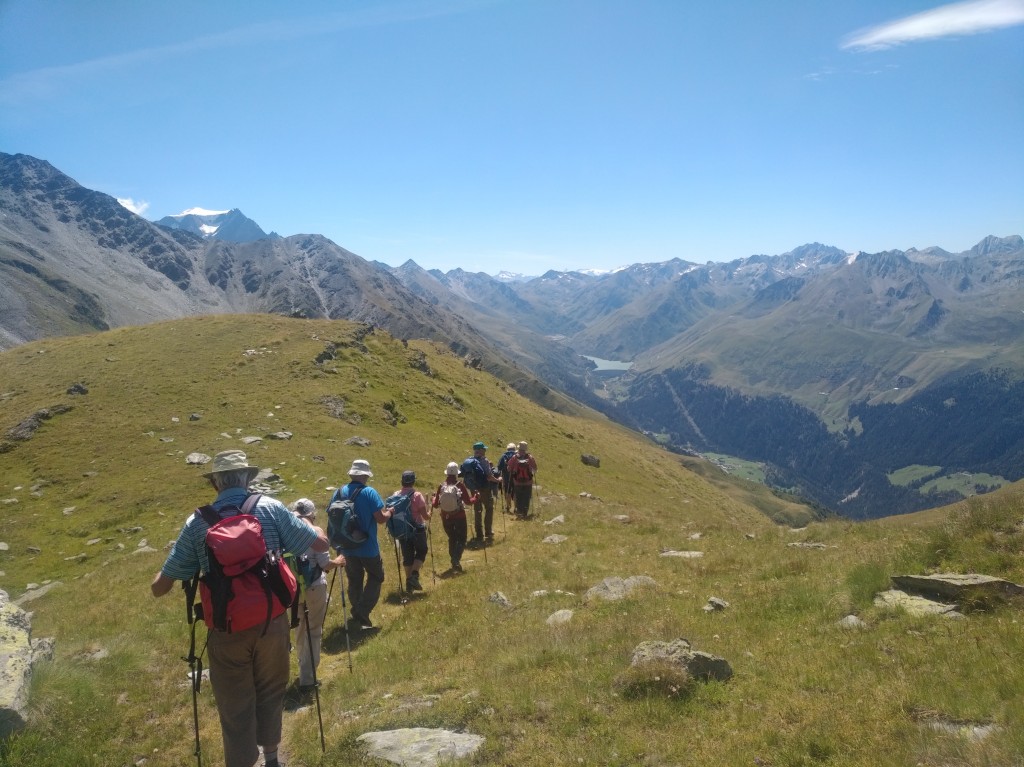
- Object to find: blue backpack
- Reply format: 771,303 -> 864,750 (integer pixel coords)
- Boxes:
460,457 -> 488,492
385,492 -> 419,542
327,486 -> 367,550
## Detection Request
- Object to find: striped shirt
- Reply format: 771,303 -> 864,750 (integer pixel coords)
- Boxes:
160,488 -> 319,582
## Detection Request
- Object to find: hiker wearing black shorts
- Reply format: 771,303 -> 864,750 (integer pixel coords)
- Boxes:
393,470 -> 430,591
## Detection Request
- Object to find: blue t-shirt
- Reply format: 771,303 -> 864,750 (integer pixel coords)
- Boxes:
328,481 -> 385,558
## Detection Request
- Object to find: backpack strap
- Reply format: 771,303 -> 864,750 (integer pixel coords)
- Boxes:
194,493 -> 262,528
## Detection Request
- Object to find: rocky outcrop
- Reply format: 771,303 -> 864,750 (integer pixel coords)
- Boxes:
0,590 -> 54,737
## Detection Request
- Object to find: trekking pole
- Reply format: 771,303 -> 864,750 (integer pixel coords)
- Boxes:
391,534 -> 407,604
301,599 -> 326,752
321,568 -> 337,632
182,576 -> 204,767
338,567 -> 353,673
427,521 -> 437,585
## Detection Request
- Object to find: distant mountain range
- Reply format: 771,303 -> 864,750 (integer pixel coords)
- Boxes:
2,150 -> 1021,518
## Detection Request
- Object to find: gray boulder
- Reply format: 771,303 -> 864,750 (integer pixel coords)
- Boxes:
357,727 -> 484,766
580,454 -> 600,468
584,576 -> 657,603
0,590 -> 53,737
629,638 -> 733,682
891,573 -> 1024,607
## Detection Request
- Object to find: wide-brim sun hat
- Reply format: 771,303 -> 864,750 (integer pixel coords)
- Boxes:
445,461 -> 459,476
473,441 -> 487,450
203,449 -> 259,479
506,442 -> 516,451
348,459 -> 373,477
518,441 -> 528,450
290,498 -> 316,518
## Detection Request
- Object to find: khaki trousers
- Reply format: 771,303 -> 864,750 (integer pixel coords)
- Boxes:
208,612 -> 290,767
296,582 -> 328,687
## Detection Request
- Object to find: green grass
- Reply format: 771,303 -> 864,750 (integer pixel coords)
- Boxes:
1,315 -> 1023,766
887,464 -> 943,486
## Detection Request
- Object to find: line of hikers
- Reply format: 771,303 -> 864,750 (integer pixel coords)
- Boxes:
150,441 -> 538,767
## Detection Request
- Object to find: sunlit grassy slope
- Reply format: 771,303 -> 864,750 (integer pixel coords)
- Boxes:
0,315 -> 1021,767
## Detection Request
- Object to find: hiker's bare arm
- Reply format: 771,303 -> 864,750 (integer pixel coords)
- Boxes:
151,572 -> 175,597
373,507 -> 392,523
310,527 -> 329,553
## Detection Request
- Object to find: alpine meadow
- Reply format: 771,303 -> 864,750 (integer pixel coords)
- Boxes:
1,314 -> 1022,766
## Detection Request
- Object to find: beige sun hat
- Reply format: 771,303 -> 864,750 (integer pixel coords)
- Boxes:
506,442 -> 516,451
203,449 -> 259,479
290,498 -> 316,519
348,458 -> 373,477
445,461 -> 459,476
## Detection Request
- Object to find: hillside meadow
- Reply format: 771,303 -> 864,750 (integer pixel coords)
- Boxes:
0,315 -> 1022,766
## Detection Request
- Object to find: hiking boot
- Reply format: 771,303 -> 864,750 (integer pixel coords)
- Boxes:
452,563 -> 463,573
298,682 -> 319,694
264,758 -> 282,767
484,534 -> 494,544
408,573 -> 423,591
349,614 -> 373,630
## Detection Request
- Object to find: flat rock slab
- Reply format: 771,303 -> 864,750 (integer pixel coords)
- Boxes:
874,589 -> 962,618
357,727 -> 485,766
584,576 -> 658,603
891,573 -> 1024,604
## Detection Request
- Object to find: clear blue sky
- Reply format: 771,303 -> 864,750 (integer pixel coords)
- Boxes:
1,0 -> 1022,274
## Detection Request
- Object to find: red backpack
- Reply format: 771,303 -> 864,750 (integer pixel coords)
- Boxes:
510,455 -> 534,484
196,494 -> 297,634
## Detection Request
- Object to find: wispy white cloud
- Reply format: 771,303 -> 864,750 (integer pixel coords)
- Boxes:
0,0 -> 498,107
117,198 -> 150,215
842,0 -> 1024,51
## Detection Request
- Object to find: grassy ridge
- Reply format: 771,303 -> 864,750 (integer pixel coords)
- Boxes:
1,315 -> 1022,766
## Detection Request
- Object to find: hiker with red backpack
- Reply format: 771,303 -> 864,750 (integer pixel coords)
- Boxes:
432,461 -> 477,574
326,459 -> 391,631
151,450 -> 328,767
510,441 -> 538,519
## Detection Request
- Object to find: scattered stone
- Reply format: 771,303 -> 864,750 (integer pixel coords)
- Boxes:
874,589 -> 962,618
63,553 -> 87,563
584,576 -> 657,603
62,507 -> 75,516
580,454 -> 600,468
25,546 -> 40,555
240,436 -> 262,445
266,431 -> 293,440
159,437 -> 174,443
543,515 -> 565,526
546,609 -> 574,627
488,592 -> 513,609
66,383 -> 88,395
185,453 -> 211,466
189,413 -> 202,421
313,455 -> 326,462
542,534 -> 568,545
0,589 -> 53,737
629,638 -> 733,682
661,550 -> 704,559
0,543 -> 7,551
787,542 -> 829,550
530,589 -> 575,598
703,597 -> 729,612
891,573 -> 1024,607
745,533 -> 757,540
578,492 -> 600,500
357,727 -> 485,767
838,615 -> 868,630
13,582 -> 61,607
688,532 -> 702,540
345,436 -> 372,447
0,500 -> 15,506
612,515 -> 630,523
